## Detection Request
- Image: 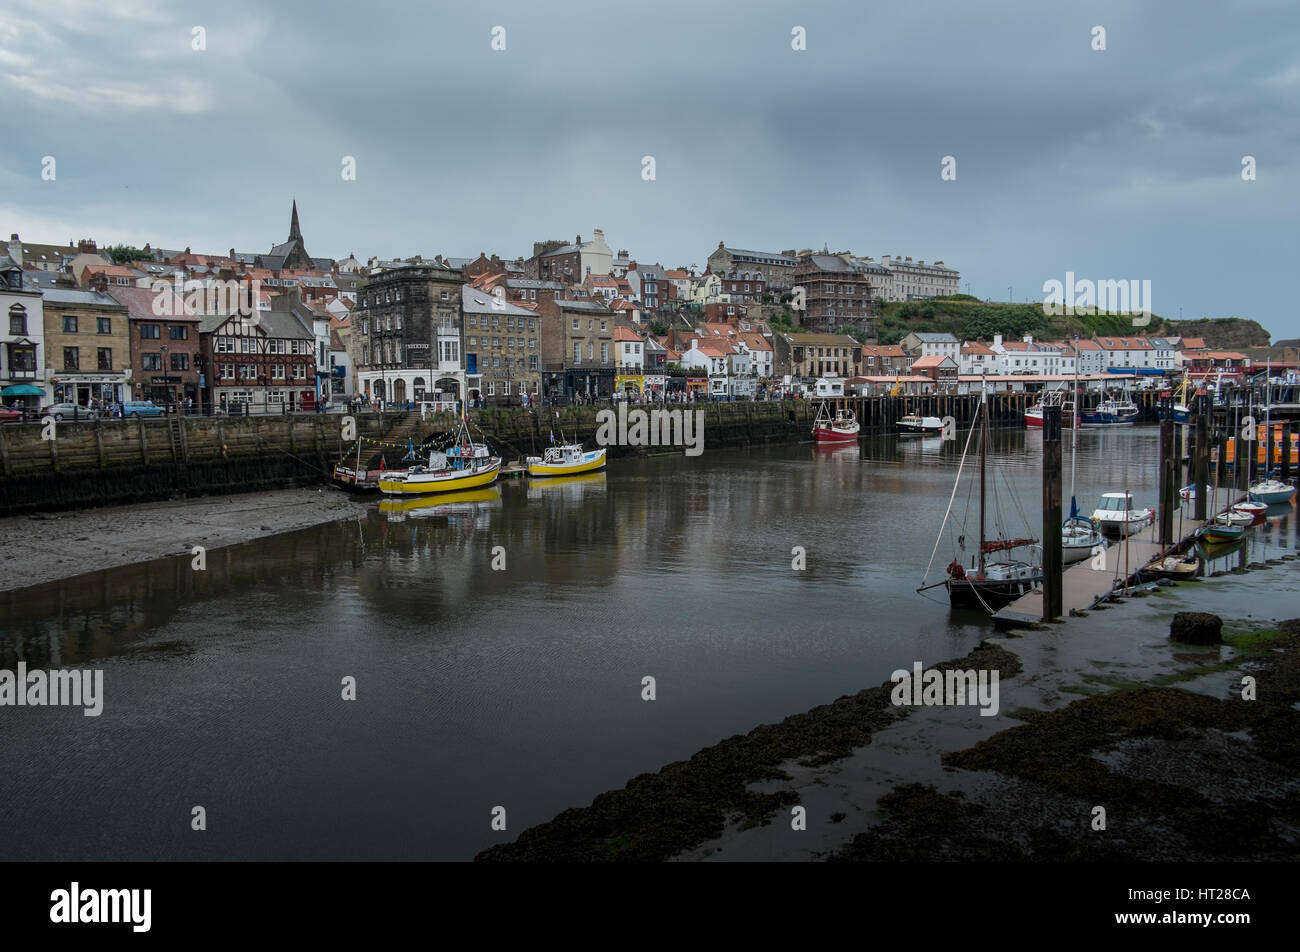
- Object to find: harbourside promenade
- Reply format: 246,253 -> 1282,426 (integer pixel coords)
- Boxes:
0,393 -> 1039,515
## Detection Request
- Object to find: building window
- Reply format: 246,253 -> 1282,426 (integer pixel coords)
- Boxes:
140,324 -> 160,339
8,305 -> 27,335
142,352 -> 162,371
272,364 -> 285,379
529,355 -> 538,371
572,318 -> 579,330
169,326 -> 188,340
601,343 -> 608,363
97,317 -> 111,334
574,342 -> 581,362
97,347 -> 113,370
62,315 -> 77,333
220,363 -> 235,379
170,353 -> 189,371
63,346 -> 79,370
293,365 -> 306,380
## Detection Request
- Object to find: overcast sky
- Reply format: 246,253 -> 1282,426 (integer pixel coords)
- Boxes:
2,0 -> 1297,338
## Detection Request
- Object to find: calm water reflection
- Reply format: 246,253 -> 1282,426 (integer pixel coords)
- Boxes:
0,426 -> 1296,859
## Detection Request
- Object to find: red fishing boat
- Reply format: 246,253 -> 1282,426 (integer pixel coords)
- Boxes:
812,405 -> 860,443
1025,389 -> 1074,428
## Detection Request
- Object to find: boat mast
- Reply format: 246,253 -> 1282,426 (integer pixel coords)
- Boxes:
1264,360 -> 1271,477
1069,334 -> 1079,509
978,381 -> 987,577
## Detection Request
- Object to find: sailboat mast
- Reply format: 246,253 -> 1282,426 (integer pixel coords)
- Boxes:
1069,334 -> 1079,503
979,385 -> 987,577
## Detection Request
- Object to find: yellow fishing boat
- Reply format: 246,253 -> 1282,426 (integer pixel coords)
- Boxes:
379,416 -> 502,495
525,443 -> 607,477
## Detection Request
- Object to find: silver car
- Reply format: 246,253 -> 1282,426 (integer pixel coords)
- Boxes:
40,403 -> 99,421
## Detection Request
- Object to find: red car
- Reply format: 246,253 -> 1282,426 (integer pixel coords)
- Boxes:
0,407 -> 23,424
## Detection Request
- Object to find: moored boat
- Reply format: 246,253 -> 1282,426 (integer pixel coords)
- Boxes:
813,405 -> 860,443
1078,398 -> 1138,427
1025,389 -> 1075,428
1247,478 -> 1296,506
1231,500 -> 1267,523
526,443 -> 607,477
1141,551 -> 1199,580
1196,517 -> 1245,545
1062,515 -> 1107,564
1090,492 -> 1153,538
898,414 -> 943,435
917,384 -> 1043,612
378,416 -> 501,495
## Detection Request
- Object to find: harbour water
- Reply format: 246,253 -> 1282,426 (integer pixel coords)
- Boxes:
1,426 -> 1296,860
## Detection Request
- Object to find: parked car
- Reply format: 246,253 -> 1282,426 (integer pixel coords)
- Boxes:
0,406 -> 23,424
40,402 -> 98,421
122,400 -> 166,418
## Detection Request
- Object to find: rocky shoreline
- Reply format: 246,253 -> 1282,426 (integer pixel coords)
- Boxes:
478,565 -> 1300,862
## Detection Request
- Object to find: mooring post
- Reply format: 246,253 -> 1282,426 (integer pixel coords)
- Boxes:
1042,405 -> 1063,621
1159,400 -> 1174,546
1281,420 -> 1291,482
1193,394 -> 1209,522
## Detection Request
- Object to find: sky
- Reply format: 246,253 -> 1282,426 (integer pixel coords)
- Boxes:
1,0 -> 1297,339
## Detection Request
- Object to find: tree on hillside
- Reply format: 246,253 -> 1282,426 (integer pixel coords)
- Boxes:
106,244 -> 150,264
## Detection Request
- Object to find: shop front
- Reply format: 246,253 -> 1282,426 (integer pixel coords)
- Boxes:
50,371 -> 129,407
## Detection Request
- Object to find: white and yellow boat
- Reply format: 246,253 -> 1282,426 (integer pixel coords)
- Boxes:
378,440 -> 501,495
525,443 -> 607,478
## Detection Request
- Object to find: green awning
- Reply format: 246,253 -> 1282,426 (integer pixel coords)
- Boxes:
1,384 -> 45,396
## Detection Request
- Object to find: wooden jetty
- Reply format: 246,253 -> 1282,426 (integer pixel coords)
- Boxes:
992,522 -> 1169,629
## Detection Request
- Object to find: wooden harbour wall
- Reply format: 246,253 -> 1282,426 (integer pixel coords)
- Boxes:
0,392 -> 1109,515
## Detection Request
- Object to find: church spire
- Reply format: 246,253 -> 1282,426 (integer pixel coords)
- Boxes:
289,200 -> 302,242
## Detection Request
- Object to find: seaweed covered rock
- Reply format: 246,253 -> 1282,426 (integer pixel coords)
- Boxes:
1169,611 -> 1222,645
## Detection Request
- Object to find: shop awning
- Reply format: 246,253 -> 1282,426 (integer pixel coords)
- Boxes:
1,384 -> 46,396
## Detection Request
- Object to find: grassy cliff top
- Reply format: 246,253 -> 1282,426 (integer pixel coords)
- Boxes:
873,297 -> 1270,349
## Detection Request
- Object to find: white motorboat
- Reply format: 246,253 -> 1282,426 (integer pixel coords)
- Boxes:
1091,492 -> 1154,538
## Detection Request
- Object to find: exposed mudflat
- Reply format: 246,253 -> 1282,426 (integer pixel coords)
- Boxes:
0,487 -> 366,593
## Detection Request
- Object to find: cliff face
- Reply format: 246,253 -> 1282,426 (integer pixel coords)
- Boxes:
1163,317 -> 1272,349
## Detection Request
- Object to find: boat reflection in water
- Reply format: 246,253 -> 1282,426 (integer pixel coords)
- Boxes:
526,470 -> 607,501
378,487 -> 502,525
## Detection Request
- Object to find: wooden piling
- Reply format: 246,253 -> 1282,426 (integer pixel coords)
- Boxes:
1042,405 -> 1062,621
1281,420 -> 1291,482
1193,395 -> 1209,521
1158,406 -> 1174,546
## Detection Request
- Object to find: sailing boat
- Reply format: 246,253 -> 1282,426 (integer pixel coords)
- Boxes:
1061,340 -> 1106,563
921,384 -> 1043,611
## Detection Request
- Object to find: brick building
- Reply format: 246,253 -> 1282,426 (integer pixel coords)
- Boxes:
106,283 -> 203,408
537,297 -> 615,402
791,254 -> 876,334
